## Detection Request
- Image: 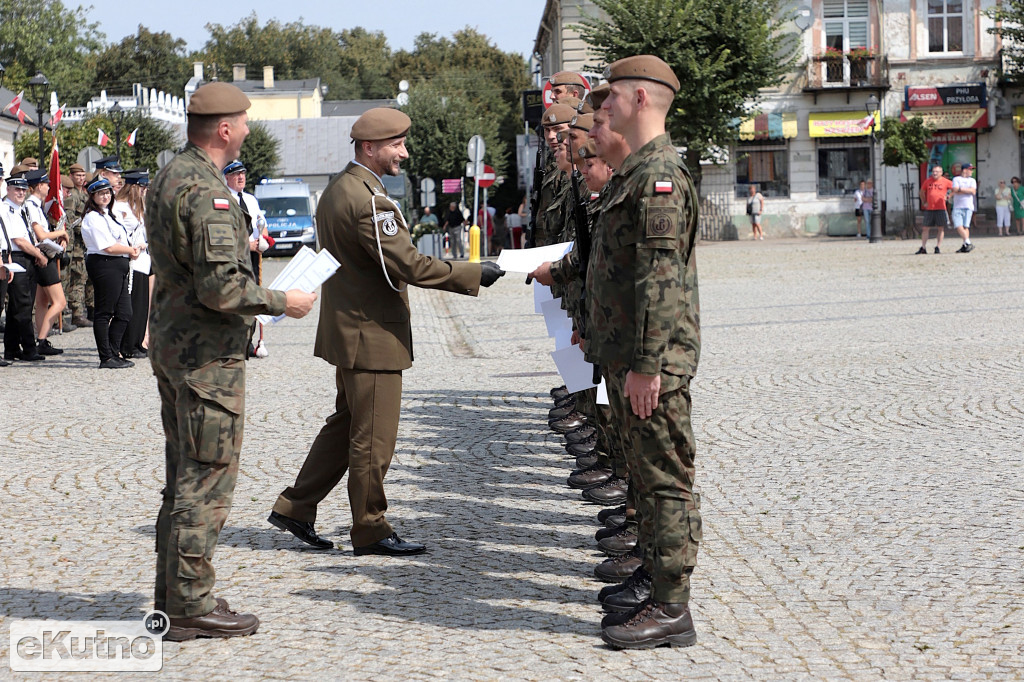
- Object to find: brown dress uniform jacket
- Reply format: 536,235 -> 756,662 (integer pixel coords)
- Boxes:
314,162 -> 481,370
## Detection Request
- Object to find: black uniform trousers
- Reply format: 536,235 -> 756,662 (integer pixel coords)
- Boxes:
121,270 -> 149,355
4,252 -> 38,358
86,254 -> 131,362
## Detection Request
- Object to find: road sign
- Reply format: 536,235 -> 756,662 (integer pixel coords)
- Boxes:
420,191 -> 436,206
522,89 -> 544,125
467,135 -> 485,163
420,178 -> 435,193
441,178 -> 462,194
478,164 -> 496,188
541,76 -> 591,108
77,146 -> 103,172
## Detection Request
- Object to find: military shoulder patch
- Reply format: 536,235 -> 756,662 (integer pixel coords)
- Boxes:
644,196 -> 681,242
213,198 -> 231,211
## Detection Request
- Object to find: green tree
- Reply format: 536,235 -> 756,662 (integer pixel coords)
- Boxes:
238,121 -> 281,189
332,28 -> 394,99
0,0 -> 105,106
878,116 -> 935,187
16,110 -> 179,173
577,0 -> 799,187
92,26 -> 192,97
986,1 -> 1024,85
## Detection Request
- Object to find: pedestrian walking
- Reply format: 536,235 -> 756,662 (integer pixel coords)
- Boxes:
747,184 -> 764,240
951,163 -> 977,252
917,165 -> 952,254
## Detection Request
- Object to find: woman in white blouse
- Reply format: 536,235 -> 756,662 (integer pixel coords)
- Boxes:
24,171 -> 69,355
112,170 -> 150,358
81,178 -> 140,369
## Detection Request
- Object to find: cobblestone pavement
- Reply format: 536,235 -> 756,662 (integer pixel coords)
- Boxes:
2,237 -> 1023,680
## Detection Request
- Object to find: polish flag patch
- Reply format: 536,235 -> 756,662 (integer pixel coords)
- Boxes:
213,198 -> 231,211
590,192 -> 600,201
655,181 -> 673,193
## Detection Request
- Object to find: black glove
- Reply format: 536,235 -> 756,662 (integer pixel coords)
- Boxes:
480,261 -> 506,288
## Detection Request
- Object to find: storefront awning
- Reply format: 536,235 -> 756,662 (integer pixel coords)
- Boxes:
900,107 -> 988,130
808,111 -> 879,138
738,112 -> 797,141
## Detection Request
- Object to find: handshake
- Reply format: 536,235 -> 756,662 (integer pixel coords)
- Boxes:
480,261 -> 505,287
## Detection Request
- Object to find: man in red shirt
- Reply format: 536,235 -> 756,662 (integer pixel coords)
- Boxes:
918,164 -> 952,254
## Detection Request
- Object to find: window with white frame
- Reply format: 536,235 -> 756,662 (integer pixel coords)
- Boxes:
823,0 -> 869,52
928,0 -> 964,53
735,141 -> 790,198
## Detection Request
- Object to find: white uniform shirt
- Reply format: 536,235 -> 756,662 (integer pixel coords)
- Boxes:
231,190 -> 264,240
3,199 -> 32,251
952,176 -> 977,211
82,210 -> 129,256
112,200 -> 146,247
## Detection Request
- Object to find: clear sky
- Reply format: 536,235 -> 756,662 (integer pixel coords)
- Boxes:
77,0 -> 549,58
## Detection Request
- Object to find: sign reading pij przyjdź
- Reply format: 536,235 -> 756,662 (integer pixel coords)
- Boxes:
9,613 -> 167,672
905,84 -> 987,108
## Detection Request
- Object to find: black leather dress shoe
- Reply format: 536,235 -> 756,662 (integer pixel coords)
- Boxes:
575,452 -> 599,470
565,439 -> 596,457
353,532 -> 426,556
582,475 -> 628,505
20,351 -> 45,362
567,464 -> 612,490
268,511 -> 334,549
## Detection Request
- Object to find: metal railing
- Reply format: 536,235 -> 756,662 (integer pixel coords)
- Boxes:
805,55 -> 889,90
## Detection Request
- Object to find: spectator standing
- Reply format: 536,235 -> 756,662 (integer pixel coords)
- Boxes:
862,180 -> 874,238
24,170 -> 68,355
917,165 -> 952,254
854,181 -> 865,237
3,174 -> 49,362
747,184 -> 764,240
443,202 -> 465,259
113,171 -> 151,358
994,180 -> 1012,236
1011,177 -> 1024,236
505,206 -> 523,248
951,163 -> 977,253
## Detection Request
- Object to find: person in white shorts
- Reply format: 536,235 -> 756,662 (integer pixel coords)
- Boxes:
951,164 -> 977,253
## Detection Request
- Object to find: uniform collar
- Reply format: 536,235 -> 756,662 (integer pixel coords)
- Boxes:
618,132 -> 673,177
184,142 -> 223,179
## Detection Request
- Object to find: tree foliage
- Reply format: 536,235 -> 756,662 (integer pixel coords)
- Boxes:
878,116 -> 935,186
986,1 -> 1024,85
92,26 -> 192,96
0,0 -> 105,106
238,121 -> 281,189
577,0 -> 799,185
16,110 -> 179,174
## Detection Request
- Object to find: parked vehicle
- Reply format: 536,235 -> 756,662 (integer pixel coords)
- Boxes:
255,179 -> 317,256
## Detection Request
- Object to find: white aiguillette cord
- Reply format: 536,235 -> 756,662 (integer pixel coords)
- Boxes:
371,190 -> 407,293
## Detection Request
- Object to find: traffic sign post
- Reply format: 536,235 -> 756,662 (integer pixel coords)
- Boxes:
467,135 -> 485,262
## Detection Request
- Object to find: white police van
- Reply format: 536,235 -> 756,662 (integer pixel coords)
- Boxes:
254,179 -> 317,256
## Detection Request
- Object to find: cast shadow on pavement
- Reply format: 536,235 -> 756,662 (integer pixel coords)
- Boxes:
0,588 -> 150,620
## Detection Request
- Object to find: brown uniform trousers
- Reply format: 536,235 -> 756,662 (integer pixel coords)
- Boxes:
274,161 -> 480,548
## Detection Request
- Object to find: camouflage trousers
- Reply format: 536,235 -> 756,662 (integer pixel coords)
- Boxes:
153,357 -> 246,618
66,254 -> 92,317
604,362 -> 701,604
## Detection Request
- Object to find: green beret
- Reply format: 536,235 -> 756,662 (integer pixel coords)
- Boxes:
603,55 -> 680,94
542,103 -> 576,127
351,108 -> 411,142
188,82 -> 251,116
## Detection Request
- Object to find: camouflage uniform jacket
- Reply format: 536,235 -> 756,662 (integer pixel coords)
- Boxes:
546,173 -> 574,301
585,133 -> 700,384
64,188 -> 88,256
552,186 -> 604,328
146,143 -> 287,370
535,159 -> 566,247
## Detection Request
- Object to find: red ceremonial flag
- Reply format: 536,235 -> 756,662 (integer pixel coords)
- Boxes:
45,140 -> 65,224
50,105 -> 65,128
856,114 -> 875,131
126,127 -> 139,147
4,90 -> 32,124
97,128 -> 110,146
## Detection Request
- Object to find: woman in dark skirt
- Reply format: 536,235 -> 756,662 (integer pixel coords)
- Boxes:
81,178 -> 140,369
113,170 -> 150,359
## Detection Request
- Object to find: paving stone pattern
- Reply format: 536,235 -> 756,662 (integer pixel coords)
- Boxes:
1,237 -> 1022,680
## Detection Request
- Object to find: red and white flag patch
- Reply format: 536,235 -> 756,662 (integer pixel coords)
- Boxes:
654,181 -> 673,194
213,198 -> 231,211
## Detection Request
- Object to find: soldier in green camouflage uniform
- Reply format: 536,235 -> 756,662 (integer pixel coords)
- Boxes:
535,103 -> 574,248
146,82 -> 316,641
64,164 -> 92,326
585,56 -> 701,650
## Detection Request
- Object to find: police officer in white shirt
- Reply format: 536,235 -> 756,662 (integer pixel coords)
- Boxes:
224,160 -> 272,357
3,174 -> 49,362
0,165 -> 15,367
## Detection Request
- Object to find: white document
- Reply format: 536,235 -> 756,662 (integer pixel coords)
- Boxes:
256,246 -> 340,324
596,379 -> 609,405
3,262 -> 26,274
38,238 -> 65,257
550,344 -> 601,394
541,298 -> 572,339
130,251 -> 152,275
553,326 -> 574,350
497,241 -> 574,273
533,280 -> 554,313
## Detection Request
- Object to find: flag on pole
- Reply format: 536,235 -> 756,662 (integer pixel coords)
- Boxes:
44,139 -> 65,224
4,91 -> 32,124
126,127 -> 139,147
97,128 -> 110,146
50,105 -> 65,128
855,113 -> 876,131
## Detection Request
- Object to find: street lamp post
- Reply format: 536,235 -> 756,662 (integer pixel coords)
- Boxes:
0,63 -> 7,90
109,102 -> 125,160
27,72 -> 49,162
866,93 -> 882,243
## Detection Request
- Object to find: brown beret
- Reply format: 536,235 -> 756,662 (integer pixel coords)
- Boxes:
21,157 -> 38,166
61,174 -> 74,190
558,96 -> 582,111
351,107 -> 411,141
549,71 -> 589,88
542,103 -> 576,127
603,55 -> 680,94
69,163 -> 86,173
188,82 -> 251,116
584,84 -> 610,111
578,140 -> 599,160
570,113 -> 594,132
9,164 -> 29,177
